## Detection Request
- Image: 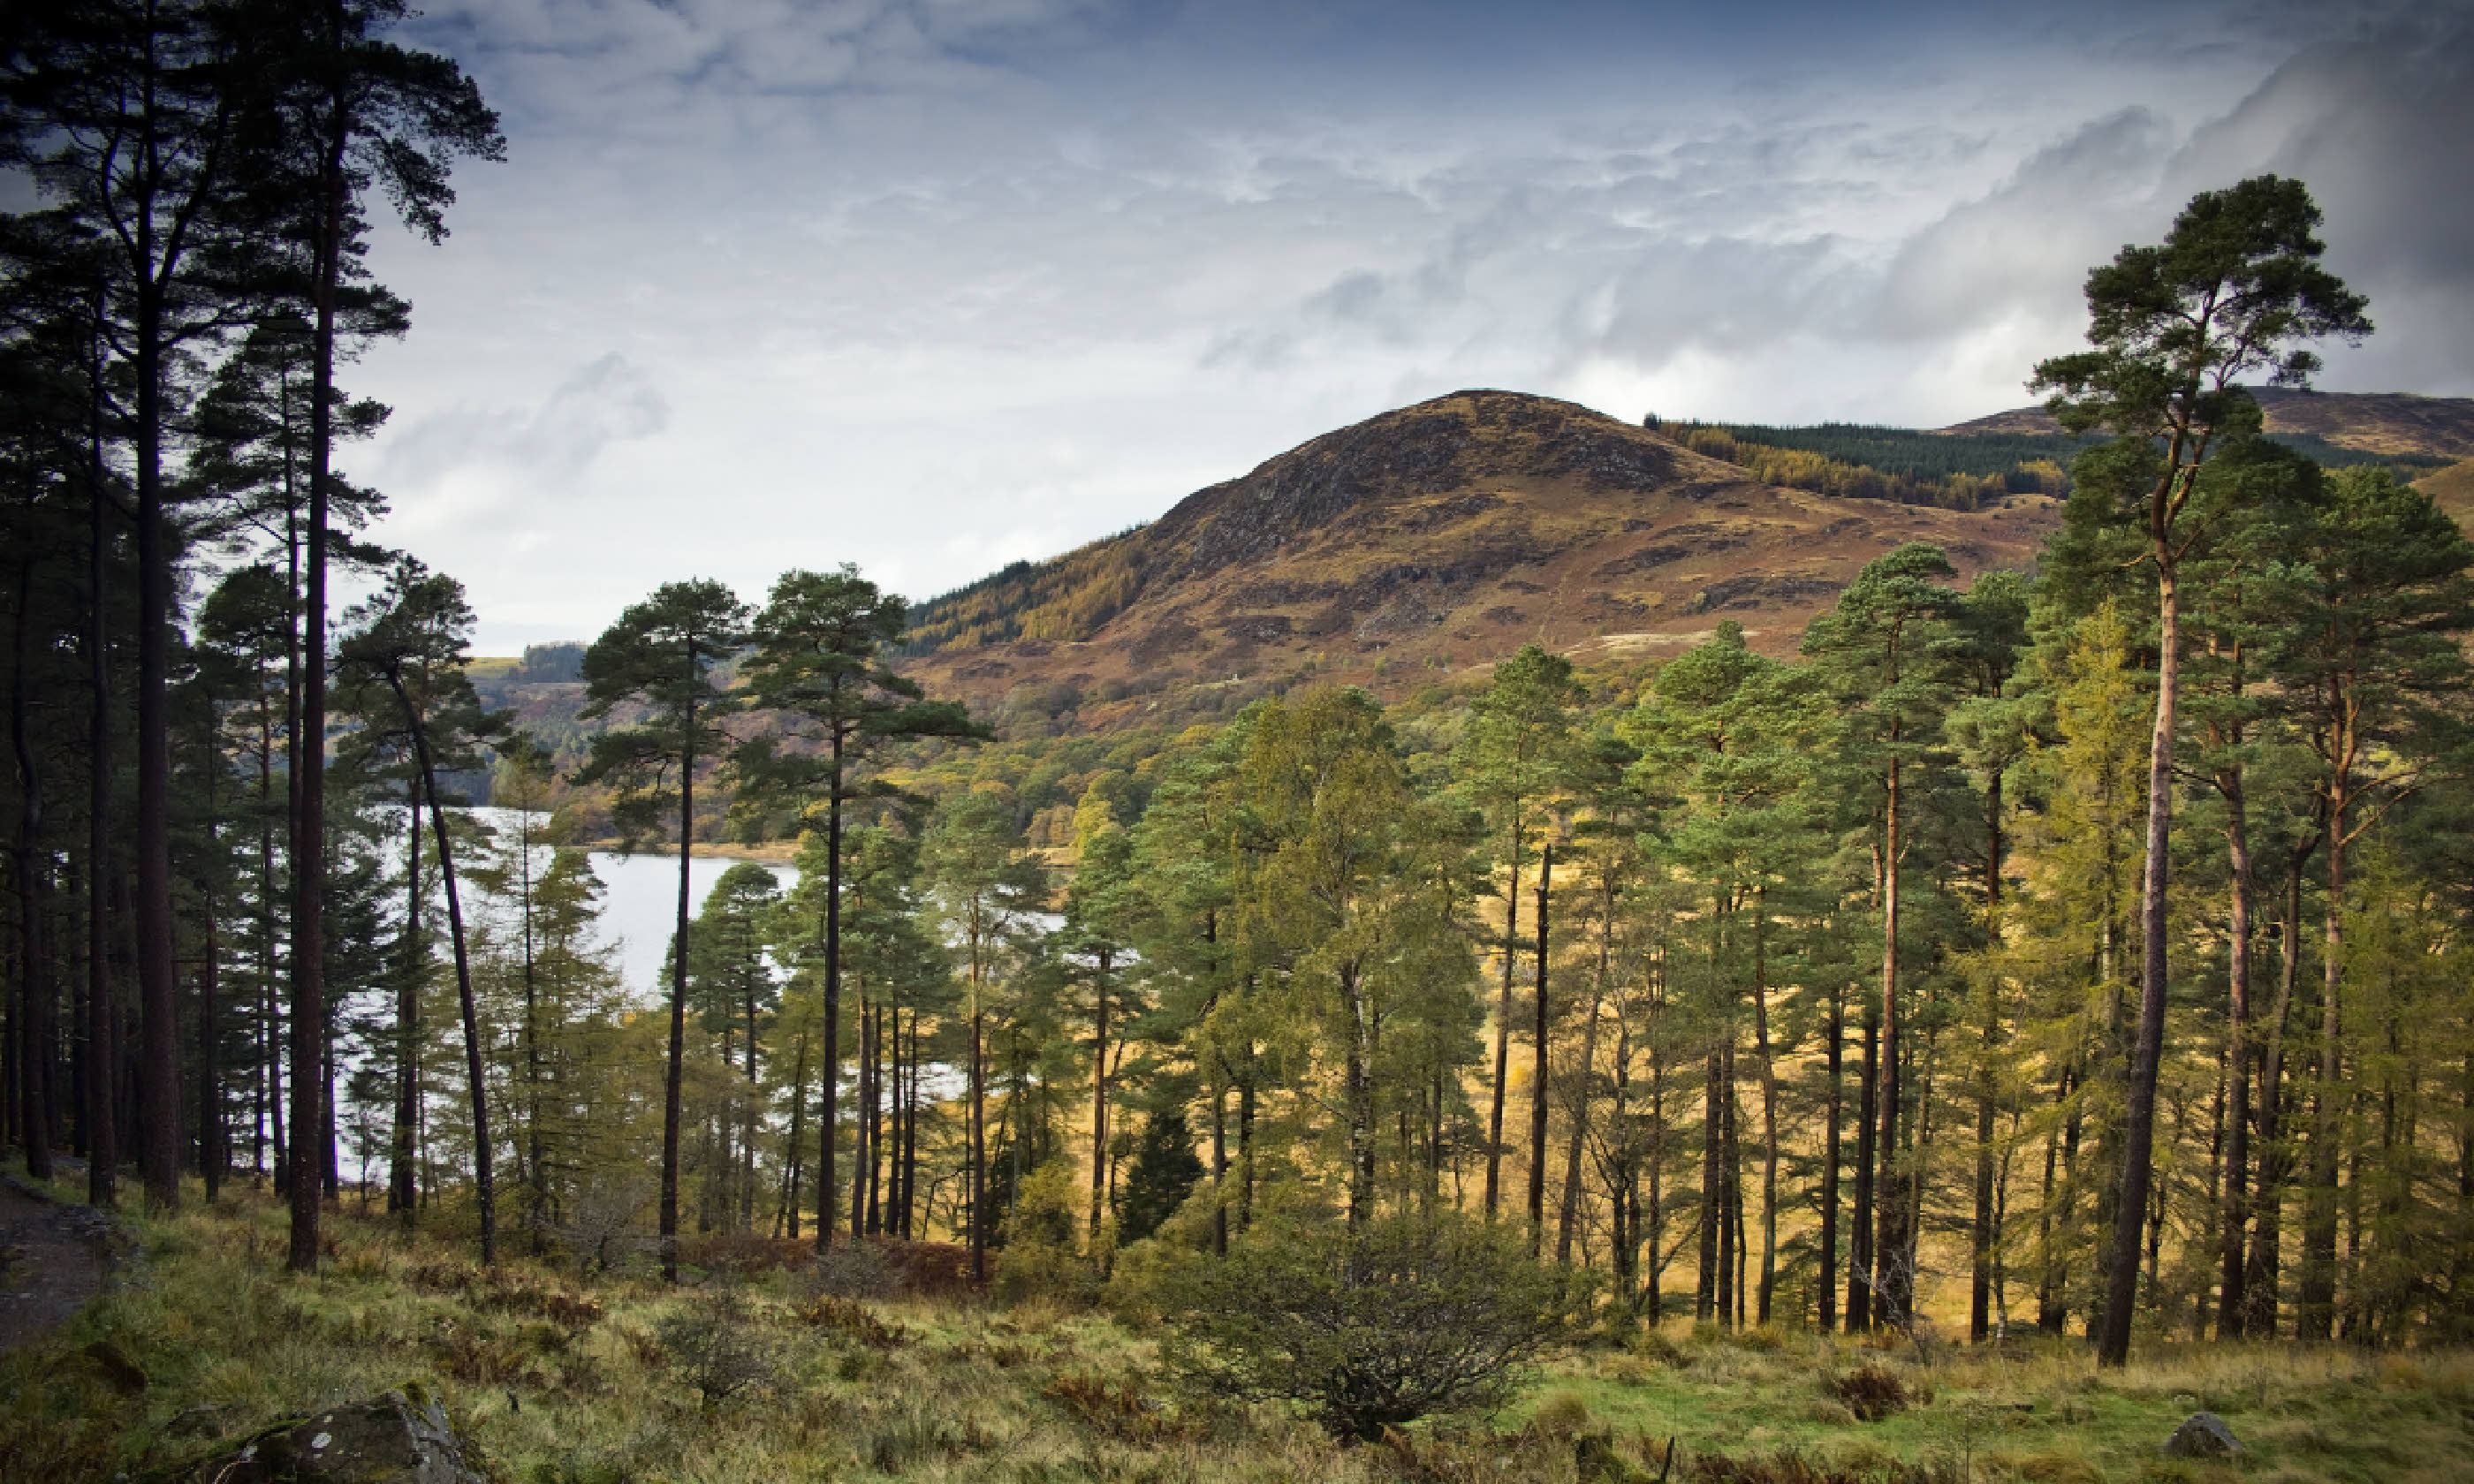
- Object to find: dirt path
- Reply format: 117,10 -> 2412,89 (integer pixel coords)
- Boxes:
0,1178 -> 108,1352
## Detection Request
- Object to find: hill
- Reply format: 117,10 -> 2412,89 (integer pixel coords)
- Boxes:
897,390 -> 2060,731
1945,387 -> 2474,459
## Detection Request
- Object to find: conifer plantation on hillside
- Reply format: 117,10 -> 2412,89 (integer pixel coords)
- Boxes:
8,6 -> 2474,1472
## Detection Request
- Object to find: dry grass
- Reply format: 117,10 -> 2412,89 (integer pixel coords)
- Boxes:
4,1177 -> 2473,1482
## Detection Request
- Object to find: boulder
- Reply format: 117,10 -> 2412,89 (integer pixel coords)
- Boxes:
2163,1411 -> 2244,1458
182,1388 -> 485,1483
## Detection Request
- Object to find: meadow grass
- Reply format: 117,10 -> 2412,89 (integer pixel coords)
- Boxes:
4,1176 -> 2470,1482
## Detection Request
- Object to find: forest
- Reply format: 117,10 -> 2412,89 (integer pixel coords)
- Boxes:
7,3 -> 2474,1480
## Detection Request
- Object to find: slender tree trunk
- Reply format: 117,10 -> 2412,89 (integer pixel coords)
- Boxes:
1527,846 -> 1553,1251
1973,775 -> 2004,1342
83,466 -> 118,1209
1820,985 -> 1842,1331
1877,755 -> 1906,1329
1751,893 -> 1778,1326
816,730 -> 844,1253
133,239 -> 179,1220
289,48 -> 351,1271
968,920 -> 986,1281
2216,774 -> 2256,1336
2244,846 -> 2311,1336
392,778 -> 420,1225
1556,876 -> 1612,1264
1698,1044 -> 1719,1321
10,567 -> 53,1182
1486,837 -> 1520,1218
2303,778 -> 2354,1341
661,726 -> 692,1282
1210,1074 -> 1229,1258
520,809 -> 546,1253
408,715 -> 493,1263
2098,547 -> 2181,1366
1089,949 -> 1110,1244
782,1024 -> 808,1239
1849,1009 -> 1878,1330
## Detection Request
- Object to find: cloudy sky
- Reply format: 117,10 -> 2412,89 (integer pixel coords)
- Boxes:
350,0 -> 2474,650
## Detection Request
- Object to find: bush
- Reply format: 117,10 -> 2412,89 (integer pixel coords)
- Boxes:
654,1295 -> 780,1411
1830,1364 -> 1909,1423
1142,1209 -> 1576,1442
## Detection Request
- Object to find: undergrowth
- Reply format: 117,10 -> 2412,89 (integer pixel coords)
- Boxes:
4,1176 -> 2472,1482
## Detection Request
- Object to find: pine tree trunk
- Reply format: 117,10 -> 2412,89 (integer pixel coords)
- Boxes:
1973,773 -> 2003,1342
289,51 -> 351,1271
1849,1010 -> 1878,1330
1486,840 -> 1520,1219
660,717 -> 692,1282
1555,877 -> 1610,1264
9,566 -> 53,1181
1089,950 -> 1110,1244
1527,847 -> 1553,1251
816,731 -> 845,1253
2098,539 -> 2182,1366
1877,755 -> 1906,1329
84,473 -> 116,1208
1752,896 -> 1778,1327
392,777 -> 420,1226
1821,988 -> 1842,1332
411,718 -> 493,1263
2216,773 -> 2256,1336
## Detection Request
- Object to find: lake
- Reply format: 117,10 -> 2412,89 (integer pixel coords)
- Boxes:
469,809 -> 801,1003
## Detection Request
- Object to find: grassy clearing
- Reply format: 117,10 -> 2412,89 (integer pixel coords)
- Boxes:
4,1178 -> 2470,1483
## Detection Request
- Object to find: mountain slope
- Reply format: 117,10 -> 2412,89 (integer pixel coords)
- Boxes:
899,390 -> 2059,729
1946,387 -> 2474,459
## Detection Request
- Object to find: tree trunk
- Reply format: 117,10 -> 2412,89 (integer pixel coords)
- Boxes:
660,718 -> 692,1282
1972,772 -> 2003,1342
84,473 -> 117,1208
1527,846 -> 1552,1250
1089,949 -> 1110,1244
1485,837 -> 1520,1219
10,565 -> 54,1181
392,777 -> 420,1225
408,710 -> 493,1263
1752,894 -> 1778,1326
288,48 -> 351,1271
2216,772 -> 2256,1336
1555,873 -> 1612,1264
1821,986 -> 1842,1332
816,729 -> 844,1253
1877,755 -> 1906,1329
2097,541 -> 2181,1367
2303,780 -> 2353,1341
1848,1008 -> 1878,1330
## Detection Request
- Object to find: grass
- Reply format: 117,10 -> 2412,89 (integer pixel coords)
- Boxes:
5,1175 -> 2472,1483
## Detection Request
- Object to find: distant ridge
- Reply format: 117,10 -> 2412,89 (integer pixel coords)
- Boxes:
1944,387 -> 2474,460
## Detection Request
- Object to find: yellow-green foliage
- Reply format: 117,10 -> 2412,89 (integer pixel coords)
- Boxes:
11,1181 -> 2474,1481
908,537 -> 1151,652
1681,427 -> 2015,510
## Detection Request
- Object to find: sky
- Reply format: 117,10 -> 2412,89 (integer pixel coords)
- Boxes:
338,0 -> 2474,651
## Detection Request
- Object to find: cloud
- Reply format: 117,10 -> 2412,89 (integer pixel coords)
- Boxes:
378,354 -> 669,497
335,0 -> 2472,649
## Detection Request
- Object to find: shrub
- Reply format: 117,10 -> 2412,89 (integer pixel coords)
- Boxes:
653,1296 -> 780,1411
1143,1209 -> 1576,1442
1830,1364 -> 1910,1422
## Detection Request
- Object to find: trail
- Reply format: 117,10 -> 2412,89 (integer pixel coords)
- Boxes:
0,1176 -> 107,1353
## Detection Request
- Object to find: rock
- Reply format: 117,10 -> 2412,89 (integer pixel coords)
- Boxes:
2163,1412 -> 2244,1458
182,1388 -> 486,1483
